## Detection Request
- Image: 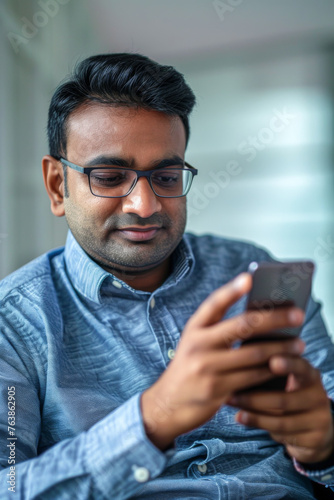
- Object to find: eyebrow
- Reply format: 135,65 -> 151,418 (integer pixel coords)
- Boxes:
85,155 -> 185,169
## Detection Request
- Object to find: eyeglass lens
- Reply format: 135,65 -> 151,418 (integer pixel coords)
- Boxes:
89,168 -> 193,197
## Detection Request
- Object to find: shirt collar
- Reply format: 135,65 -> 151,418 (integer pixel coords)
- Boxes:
64,231 -> 110,303
164,234 -> 195,288
64,230 -> 195,303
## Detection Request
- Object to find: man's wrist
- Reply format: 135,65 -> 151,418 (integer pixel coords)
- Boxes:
140,390 -> 177,451
299,450 -> 334,472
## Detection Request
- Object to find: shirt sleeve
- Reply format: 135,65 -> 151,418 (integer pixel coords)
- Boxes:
0,325 -> 167,499
294,454 -> 334,491
292,295 -> 334,492
1,391 -> 167,499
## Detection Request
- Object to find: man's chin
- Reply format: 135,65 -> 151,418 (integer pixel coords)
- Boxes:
91,250 -> 170,276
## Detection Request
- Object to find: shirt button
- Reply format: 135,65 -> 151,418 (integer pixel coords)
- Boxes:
133,467 -> 150,483
167,348 -> 175,360
112,280 -> 122,289
320,473 -> 333,481
197,464 -> 208,474
150,297 -> 155,309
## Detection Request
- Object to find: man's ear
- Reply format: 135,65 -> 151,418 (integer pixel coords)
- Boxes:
42,155 -> 66,217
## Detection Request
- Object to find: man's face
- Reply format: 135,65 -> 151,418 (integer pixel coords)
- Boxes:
62,104 -> 187,283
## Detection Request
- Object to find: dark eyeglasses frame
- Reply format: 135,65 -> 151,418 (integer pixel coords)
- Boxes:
59,157 -> 198,198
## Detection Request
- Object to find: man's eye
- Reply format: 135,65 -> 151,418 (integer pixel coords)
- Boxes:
153,171 -> 180,186
91,170 -> 128,186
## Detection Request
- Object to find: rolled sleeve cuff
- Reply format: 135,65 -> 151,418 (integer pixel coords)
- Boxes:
85,393 -> 167,499
294,459 -> 334,488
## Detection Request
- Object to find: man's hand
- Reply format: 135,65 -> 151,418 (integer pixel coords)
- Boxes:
228,355 -> 334,464
141,273 -> 305,450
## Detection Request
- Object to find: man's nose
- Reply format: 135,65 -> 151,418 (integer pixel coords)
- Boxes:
121,177 -> 162,218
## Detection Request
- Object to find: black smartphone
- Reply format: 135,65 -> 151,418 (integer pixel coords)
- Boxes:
241,260 -> 315,391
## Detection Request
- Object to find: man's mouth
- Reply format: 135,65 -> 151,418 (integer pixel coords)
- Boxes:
117,226 -> 162,242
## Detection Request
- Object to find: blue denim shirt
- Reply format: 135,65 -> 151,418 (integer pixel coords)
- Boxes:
0,230 -> 334,499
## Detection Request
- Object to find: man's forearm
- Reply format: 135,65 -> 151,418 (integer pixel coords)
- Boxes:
0,394 -> 166,500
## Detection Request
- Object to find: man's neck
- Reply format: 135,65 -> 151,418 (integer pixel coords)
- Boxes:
106,258 -> 171,292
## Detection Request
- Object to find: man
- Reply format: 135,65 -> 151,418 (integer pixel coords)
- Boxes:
0,53 -> 334,499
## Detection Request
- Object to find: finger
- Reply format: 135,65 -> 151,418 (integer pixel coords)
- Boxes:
270,430 -> 331,451
228,384 -> 327,414
207,307 -> 304,347
269,356 -> 319,388
215,366 -> 276,395
235,407 -> 330,435
200,338 -> 304,372
191,273 -> 252,328
282,429 -> 334,463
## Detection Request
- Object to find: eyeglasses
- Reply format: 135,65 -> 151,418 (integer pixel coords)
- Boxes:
59,157 -> 198,198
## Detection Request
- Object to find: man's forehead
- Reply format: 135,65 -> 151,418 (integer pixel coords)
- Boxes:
65,103 -> 186,160
66,103 -> 184,138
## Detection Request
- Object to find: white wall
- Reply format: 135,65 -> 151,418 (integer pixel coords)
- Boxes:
1,1 -> 333,335
183,47 -> 334,335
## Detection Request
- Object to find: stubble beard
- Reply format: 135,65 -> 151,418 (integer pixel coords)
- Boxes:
65,207 -> 187,275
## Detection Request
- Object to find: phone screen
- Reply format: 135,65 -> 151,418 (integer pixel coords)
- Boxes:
246,260 -> 315,338
240,260 -> 314,391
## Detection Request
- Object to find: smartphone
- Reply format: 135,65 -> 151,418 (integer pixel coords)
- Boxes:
241,260 -> 315,391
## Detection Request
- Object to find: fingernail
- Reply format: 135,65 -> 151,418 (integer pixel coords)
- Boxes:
237,411 -> 249,424
233,274 -> 248,290
270,356 -> 288,371
292,338 -> 305,354
288,309 -> 304,325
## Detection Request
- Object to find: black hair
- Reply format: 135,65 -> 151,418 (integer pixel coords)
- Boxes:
47,53 -> 196,159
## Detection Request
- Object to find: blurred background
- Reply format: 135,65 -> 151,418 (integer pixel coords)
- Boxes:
1,0 -> 334,336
